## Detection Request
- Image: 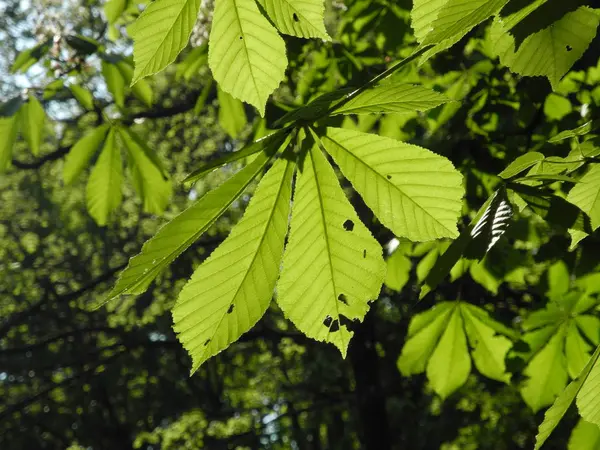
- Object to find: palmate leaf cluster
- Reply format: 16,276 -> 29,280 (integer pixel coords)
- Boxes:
3,0 -> 600,448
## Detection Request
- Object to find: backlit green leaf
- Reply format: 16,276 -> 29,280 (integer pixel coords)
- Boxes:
332,83 -> 450,116
173,157 -> 295,372
130,0 -> 201,84
568,420 -> 600,450
208,0 -> 287,115
20,94 -> 45,156
0,116 -> 19,172
499,152 -> 545,179
217,86 -> 247,138
70,85 -> 95,110
320,127 -> 464,242
63,125 -> 110,185
104,137 -> 285,304
277,140 -> 386,357
567,165 -> 600,230
86,128 -> 123,226
577,346 -> 600,427
385,247 -> 412,291
490,7 -> 600,90
102,61 -> 126,108
257,0 -> 330,40
426,304 -> 471,398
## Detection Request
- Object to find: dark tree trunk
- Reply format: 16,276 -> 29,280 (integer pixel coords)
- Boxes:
349,312 -> 391,450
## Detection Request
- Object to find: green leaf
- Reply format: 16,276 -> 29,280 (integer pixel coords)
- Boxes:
176,44 -> 208,81
208,0 -> 287,115
577,346 -> 600,427
490,7 -> 600,90
320,127 -> 464,242
385,247 -> 412,291
11,39 -> 51,73
119,127 -> 172,215
119,128 -> 169,180
217,86 -> 247,138
331,83 -> 450,115
276,140 -> 386,357
63,125 -> 110,185
130,0 -> 201,85
544,93 -> 572,121
0,116 -> 19,172
549,119 -> 600,143
547,260 -> 570,299
469,260 -> 501,295
173,156 -> 295,372
498,152 -> 545,179
521,325 -> 568,412
534,344 -> 600,450
256,0 -> 330,40
86,128 -> 123,226
568,420 -> 600,450
104,0 -> 127,25
461,303 -> 512,382
398,302 -> 455,375
104,137 -> 285,304
421,0 -> 509,46
70,85 -> 94,110
426,304 -> 471,398
184,129 -> 288,184
566,321 -> 593,379
567,165 -> 600,230
411,0 -> 450,42
102,61 -> 126,108
115,60 -> 154,106
416,247 -> 439,283
19,94 -> 45,156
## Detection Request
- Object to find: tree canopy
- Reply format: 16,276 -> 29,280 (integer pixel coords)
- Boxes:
2,0 -> 600,449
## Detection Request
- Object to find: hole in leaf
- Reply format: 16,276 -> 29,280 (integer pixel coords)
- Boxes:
329,319 -> 340,332
566,45 -> 572,51
239,36 -> 243,40
293,13 -> 299,22
339,314 -> 360,332
363,249 -> 366,258
323,315 -> 333,327
227,304 -> 234,314
386,175 -> 392,180
204,339 -> 211,346
343,219 -> 354,231
338,293 -> 348,305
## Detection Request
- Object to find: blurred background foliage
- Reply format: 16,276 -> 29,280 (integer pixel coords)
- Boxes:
1,0 -> 600,449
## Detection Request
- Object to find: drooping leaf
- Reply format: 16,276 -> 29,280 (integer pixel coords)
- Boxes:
498,152 -> 545,179
426,304 -> 471,398
119,128 -> 169,179
103,136 -> 286,305
490,7 -> 600,90
276,140 -> 386,357
568,420 -> 600,450
173,156 -> 295,372
119,127 -> 172,215
331,83 -> 450,115
19,94 -> 45,156
461,303 -> 512,382
385,247 -> 412,291
115,60 -> 154,106
566,321 -> 593,379
102,61 -> 126,108
320,127 -> 464,242
0,116 -> 19,172
129,0 -> 201,84
398,302 -> 455,375
521,326 -> 568,412
176,44 -> 208,81
217,86 -> 247,138
257,0 -> 330,40
70,85 -> 95,110
86,128 -> 123,226
11,39 -> 51,73
567,165 -> 600,230
208,0 -> 287,115
63,125 -> 110,185
534,344 -> 600,450
104,0 -> 127,26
